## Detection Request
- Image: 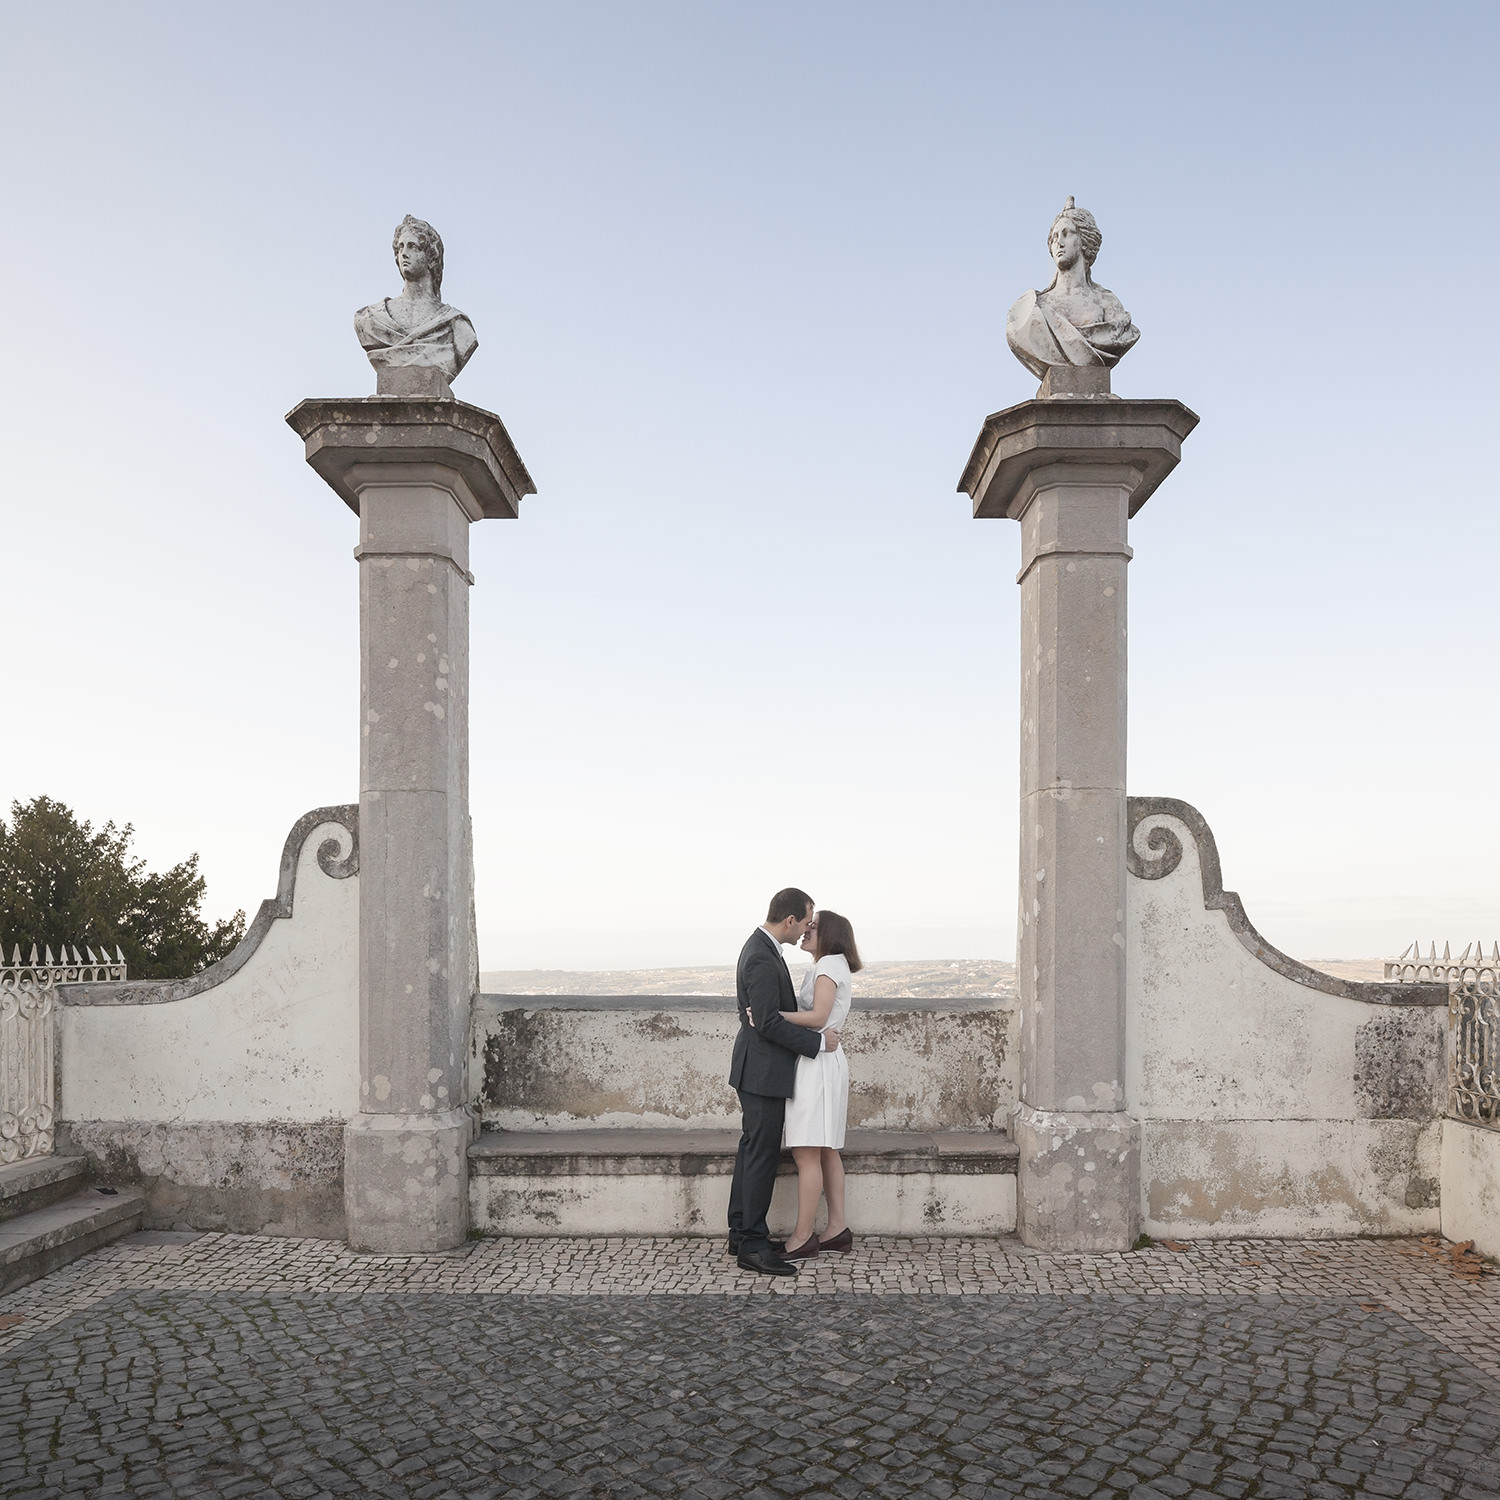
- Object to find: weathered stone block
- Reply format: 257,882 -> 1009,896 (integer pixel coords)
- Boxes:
344,1110 -> 474,1253
1014,1105 -> 1139,1251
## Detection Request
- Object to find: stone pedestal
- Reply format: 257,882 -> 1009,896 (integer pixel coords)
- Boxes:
287,397 -> 534,1252
959,391 -> 1196,1250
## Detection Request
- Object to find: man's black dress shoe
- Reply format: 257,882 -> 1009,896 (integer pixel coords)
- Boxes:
737,1248 -> 798,1276
726,1238 -> 785,1257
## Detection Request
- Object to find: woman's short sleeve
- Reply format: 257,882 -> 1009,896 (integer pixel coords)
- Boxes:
816,954 -> 852,983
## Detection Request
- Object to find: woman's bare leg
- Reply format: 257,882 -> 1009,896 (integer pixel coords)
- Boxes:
791,1147 -> 823,1247
820,1148 -> 847,1237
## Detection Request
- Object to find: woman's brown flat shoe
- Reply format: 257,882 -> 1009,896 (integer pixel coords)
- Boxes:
781,1235 -> 820,1260
818,1228 -> 853,1253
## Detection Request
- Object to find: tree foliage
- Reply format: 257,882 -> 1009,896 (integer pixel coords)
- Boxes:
0,796 -> 247,980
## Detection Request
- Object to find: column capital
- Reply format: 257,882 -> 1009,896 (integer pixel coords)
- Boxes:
957,396 -> 1198,521
287,396 -> 536,521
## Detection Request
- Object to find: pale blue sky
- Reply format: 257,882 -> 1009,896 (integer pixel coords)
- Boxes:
4,2 -> 1497,966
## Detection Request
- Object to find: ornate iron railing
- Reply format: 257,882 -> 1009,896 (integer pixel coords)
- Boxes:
1,943 -> 127,1162
1386,943 -> 1500,1130
1450,967 -> 1500,1130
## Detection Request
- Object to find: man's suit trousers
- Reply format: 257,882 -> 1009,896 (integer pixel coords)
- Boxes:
727,1088 -> 785,1252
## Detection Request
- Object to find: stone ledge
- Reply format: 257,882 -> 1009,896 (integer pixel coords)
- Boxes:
468,1128 -> 1017,1178
957,396 -> 1199,519
286,397 -> 535,521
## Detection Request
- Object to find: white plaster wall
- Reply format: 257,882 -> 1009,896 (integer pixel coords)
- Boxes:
60,820 -> 359,1123
1127,810 -> 1444,1239
1441,1118 -> 1500,1258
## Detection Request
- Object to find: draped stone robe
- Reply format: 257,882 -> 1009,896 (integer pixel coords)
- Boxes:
354,298 -> 478,383
1006,285 -> 1139,379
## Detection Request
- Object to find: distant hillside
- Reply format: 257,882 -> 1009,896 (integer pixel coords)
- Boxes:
1300,958 -> 1388,983
480,958 -> 1018,999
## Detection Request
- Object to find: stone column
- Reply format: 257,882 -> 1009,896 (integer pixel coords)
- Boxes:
958,377 -> 1196,1250
287,398 -> 534,1252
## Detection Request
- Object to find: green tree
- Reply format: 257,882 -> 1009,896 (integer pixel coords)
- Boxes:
0,796 -> 246,979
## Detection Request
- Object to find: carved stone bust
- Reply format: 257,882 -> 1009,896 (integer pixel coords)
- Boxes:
355,216 -> 478,397
1006,197 -> 1139,386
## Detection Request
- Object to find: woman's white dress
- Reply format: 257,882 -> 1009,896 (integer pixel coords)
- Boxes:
782,954 -> 852,1150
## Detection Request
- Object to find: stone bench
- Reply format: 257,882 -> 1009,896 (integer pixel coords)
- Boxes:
468,1127 -> 1018,1237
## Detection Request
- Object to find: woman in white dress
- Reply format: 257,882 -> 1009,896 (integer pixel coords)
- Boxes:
778,910 -> 862,1259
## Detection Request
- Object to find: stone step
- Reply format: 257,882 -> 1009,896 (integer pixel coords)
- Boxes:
0,1186 -> 147,1296
0,1154 -> 90,1223
468,1128 -> 1017,1237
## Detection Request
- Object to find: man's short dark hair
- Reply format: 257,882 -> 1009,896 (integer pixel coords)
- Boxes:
766,887 -> 814,925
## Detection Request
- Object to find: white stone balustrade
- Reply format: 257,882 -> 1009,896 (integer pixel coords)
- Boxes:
1,944 -> 126,1162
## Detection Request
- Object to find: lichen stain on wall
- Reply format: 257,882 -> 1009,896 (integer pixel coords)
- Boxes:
482,1018 -> 649,1121
60,1119 -> 347,1237
1364,1119 -> 1441,1209
1353,1011 -> 1445,1120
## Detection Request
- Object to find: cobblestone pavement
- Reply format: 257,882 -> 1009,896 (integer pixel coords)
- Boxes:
2,1234 -> 1498,1499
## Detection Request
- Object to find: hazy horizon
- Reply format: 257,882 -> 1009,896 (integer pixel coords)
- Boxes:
477,953 -> 1397,996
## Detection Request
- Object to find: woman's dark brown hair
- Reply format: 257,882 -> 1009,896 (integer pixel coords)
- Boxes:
814,909 -> 863,973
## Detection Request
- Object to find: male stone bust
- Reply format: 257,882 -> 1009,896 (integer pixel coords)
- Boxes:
355,215 -> 477,397
1006,197 -> 1139,384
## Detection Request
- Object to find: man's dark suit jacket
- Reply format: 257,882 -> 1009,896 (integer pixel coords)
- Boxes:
728,928 -> 822,1096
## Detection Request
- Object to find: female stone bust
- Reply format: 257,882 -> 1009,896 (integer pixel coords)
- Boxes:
355,216 -> 478,395
1006,198 -> 1139,379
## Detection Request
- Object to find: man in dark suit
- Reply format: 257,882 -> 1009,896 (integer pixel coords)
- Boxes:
727,888 -> 841,1275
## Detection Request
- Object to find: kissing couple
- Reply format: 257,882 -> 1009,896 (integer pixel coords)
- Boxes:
726,887 -> 863,1276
